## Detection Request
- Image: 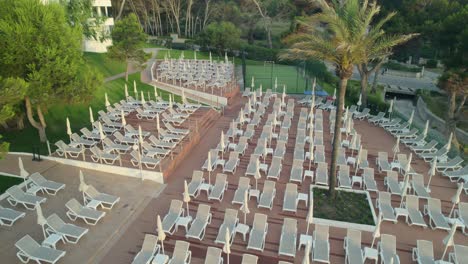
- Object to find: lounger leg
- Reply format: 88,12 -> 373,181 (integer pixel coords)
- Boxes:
17,252 -> 30,264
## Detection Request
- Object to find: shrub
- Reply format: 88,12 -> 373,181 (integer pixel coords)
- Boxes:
241,44 -> 279,61
426,59 -> 438,68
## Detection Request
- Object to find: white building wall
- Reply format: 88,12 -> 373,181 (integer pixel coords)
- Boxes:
83,0 -> 114,53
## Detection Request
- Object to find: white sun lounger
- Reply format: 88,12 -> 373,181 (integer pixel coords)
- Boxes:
369,112 -> 387,124
235,137 -> 249,155
313,224 -> 330,263
163,200 -> 183,235
423,198 -> 450,230
283,183 -> 298,214
411,174 -> 430,199
443,165 -> 468,182
187,170 -> 204,197
411,240 -> 434,264
45,213 -> 88,244
315,145 -> 326,164
55,140 -> 85,158
166,123 -> 189,135
186,204 -> 212,241
204,247 -> 223,264
202,149 -> 218,171
114,131 -> 137,145
232,177 -> 251,205
454,202 -> 468,235
384,171 -> 403,196
316,162 -> 329,186
436,156 -> 463,172
290,159 -> 304,183
338,165 -> 352,189
245,155 -> 260,177
90,146 -> 120,165
15,235 -> 66,264
208,173 -> 228,201
377,152 -> 392,172
162,112 -> 185,125
6,186 -> 46,210
363,168 -> 378,192
83,185 -> 120,210
449,245 -> 468,264
377,234 -> 400,264
149,135 -> 176,149
344,229 -> 364,264
65,198 -> 105,225
377,192 -> 397,223
223,152 -> 240,173
132,234 -> 160,264
168,240 -> 191,264
80,127 -> 101,141
404,195 -> 427,228
102,138 -> 131,154
0,205 -> 25,226
159,128 -> 184,142
258,180 -> 276,210
29,173 -> 65,195
142,142 -> 169,158
130,150 -> 161,169
215,208 -> 238,245
136,108 -> 158,120
247,213 -> 268,252
70,133 -> 97,148
241,254 -> 258,264
267,157 -> 282,181
279,218 -> 297,257
411,140 -> 438,154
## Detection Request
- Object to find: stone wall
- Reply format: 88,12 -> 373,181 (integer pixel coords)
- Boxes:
416,97 -> 468,144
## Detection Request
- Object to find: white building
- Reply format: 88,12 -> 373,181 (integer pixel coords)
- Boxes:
83,0 -> 114,53
42,0 -> 113,53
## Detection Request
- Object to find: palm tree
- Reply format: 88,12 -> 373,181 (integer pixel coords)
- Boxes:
282,0 -> 416,197
438,69 -> 467,150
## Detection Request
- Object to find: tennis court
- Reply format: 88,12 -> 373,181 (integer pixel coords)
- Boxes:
245,63 -> 313,94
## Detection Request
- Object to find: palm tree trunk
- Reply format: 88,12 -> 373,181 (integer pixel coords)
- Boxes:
329,77 -> 348,197
360,73 -> 368,107
371,65 -> 381,94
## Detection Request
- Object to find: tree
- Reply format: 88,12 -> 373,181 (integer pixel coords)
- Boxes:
108,13 -> 148,81
62,0 -> 107,41
282,0 -> 407,197
198,21 -> 241,54
357,10 -> 417,107
0,0 -> 101,142
438,70 -> 467,149
0,77 -> 28,158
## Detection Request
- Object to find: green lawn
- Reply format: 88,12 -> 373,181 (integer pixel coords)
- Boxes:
4,72 -> 180,153
313,188 -> 375,225
0,175 -> 23,194
83,52 -> 127,77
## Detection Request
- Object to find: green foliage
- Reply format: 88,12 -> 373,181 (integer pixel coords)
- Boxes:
197,21 -> 241,54
0,77 -> 28,124
426,59 -> 438,68
0,175 -> 22,194
0,0 -> 101,108
61,0 -> 106,41
242,44 -> 279,61
384,61 -> 421,72
313,188 -> 374,225
108,13 -> 148,65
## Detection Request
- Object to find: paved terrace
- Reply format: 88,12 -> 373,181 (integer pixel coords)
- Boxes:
0,154 -> 163,263
152,60 -> 238,98
54,106 -> 219,179
103,94 -> 467,263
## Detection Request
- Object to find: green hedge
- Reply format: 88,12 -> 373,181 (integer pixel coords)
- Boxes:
241,44 -> 279,61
